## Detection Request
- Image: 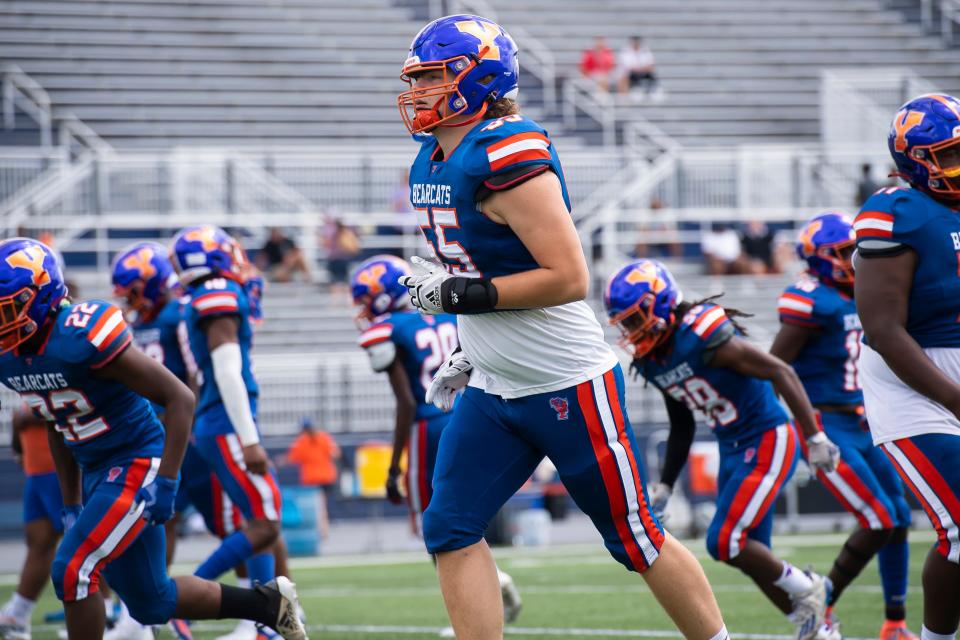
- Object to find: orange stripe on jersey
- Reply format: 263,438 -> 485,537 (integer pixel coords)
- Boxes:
88,308 -> 126,350
485,131 -> 549,154
854,211 -> 894,239
490,148 -> 552,172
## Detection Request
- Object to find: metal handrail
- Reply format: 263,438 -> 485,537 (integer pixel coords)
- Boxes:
1,64 -> 52,147
56,114 -> 112,156
562,76 -> 616,147
447,0 -> 557,115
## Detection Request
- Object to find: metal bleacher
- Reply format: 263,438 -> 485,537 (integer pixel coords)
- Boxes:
494,0 -> 960,147
0,0 -> 429,147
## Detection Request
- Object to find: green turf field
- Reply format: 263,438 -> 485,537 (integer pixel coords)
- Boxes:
4,532 -> 934,639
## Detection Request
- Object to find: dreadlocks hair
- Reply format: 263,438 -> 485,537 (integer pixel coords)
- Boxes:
674,293 -> 752,336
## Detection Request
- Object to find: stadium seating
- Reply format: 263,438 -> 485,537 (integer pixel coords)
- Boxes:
494,0 -> 960,146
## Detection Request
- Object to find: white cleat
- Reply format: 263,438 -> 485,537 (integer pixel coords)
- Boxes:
102,609 -> 154,640
497,570 -> 522,624
790,572 -> 828,640
815,621 -> 842,640
0,613 -> 30,640
215,619 -> 259,640
260,577 -> 308,640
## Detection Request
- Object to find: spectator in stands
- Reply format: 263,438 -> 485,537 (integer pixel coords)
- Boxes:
856,163 -> 881,205
282,418 -> 341,539
740,219 -> 779,274
617,36 -> 662,101
322,218 -> 362,295
579,36 -> 616,92
257,227 -> 312,283
701,222 -> 747,275
632,197 -> 682,258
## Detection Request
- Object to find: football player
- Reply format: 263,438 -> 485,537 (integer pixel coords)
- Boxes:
351,255 -> 521,623
0,405 -> 64,640
171,226 -> 283,601
0,237 -> 306,639
771,213 -> 914,640
855,93 -> 960,640
395,15 -> 728,640
604,259 -> 840,640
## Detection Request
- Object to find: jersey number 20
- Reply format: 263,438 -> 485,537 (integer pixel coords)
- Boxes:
415,323 -> 459,391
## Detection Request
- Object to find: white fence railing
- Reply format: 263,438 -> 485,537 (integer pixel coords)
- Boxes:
821,68 -> 937,155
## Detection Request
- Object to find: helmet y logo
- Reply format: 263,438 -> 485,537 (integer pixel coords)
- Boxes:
5,247 -> 50,286
893,110 -> 925,153
122,247 -> 158,280
454,20 -> 501,60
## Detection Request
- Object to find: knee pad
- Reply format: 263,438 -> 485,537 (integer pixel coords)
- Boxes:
125,578 -> 178,626
422,505 -> 481,554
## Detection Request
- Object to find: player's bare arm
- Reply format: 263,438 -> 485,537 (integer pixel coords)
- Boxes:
856,249 -> 960,418
711,336 -> 821,438
46,423 -> 81,507
386,360 -> 416,504
95,344 -> 195,480
482,170 -> 590,309
769,322 -> 815,364
205,315 -> 270,474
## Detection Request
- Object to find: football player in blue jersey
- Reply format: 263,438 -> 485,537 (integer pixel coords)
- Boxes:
604,259 -> 841,640
0,237 -> 306,640
351,254 -> 522,624
855,93 -> 960,640
771,213 -> 915,640
395,15 -> 728,640
113,241 -> 255,640
171,226 -> 285,605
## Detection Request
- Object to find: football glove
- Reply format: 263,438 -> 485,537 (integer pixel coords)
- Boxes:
806,432 -> 840,473
648,483 -> 671,523
61,504 -> 82,533
135,475 -> 180,525
385,467 -> 404,505
398,256 -> 451,314
425,349 -> 473,412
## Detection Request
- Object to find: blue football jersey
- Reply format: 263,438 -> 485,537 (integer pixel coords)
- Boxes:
855,186 -> 960,348
183,277 -> 258,430
409,115 -> 571,278
0,300 -> 164,471
778,276 -> 863,407
132,298 -> 188,384
636,303 -> 788,444
358,310 -> 458,420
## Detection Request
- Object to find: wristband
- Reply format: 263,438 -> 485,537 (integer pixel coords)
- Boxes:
441,277 -> 498,314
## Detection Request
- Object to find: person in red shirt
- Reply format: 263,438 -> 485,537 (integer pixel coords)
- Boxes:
284,419 -> 341,538
579,36 -> 616,92
0,406 -> 64,638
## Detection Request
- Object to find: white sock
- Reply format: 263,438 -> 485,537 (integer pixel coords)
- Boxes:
707,625 -> 729,640
8,593 -> 34,623
773,562 -> 814,596
236,577 -> 252,589
922,627 -> 957,640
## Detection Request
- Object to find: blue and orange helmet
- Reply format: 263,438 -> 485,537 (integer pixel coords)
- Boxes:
0,237 -> 68,353
398,14 -> 519,134
170,225 -> 247,286
888,93 -> 960,199
350,255 -> 411,324
604,259 -> 683,358
111,242 -> 177,322
796,212 -> 855,287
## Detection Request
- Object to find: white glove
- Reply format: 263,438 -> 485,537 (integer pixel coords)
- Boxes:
425,349 -> 473,411
648,482 -> 672,523
806,431 -> 840,473
398,256 -> 452,315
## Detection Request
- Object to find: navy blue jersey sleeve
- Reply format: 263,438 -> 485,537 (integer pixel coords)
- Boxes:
59,300 -> 133,369
778,280 -> 827,329
465,115 -> 557,181
189,278 -> 245,321
854,187 -> 925,256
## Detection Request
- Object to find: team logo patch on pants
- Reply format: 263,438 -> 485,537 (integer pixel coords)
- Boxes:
550,397 -> 569,420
